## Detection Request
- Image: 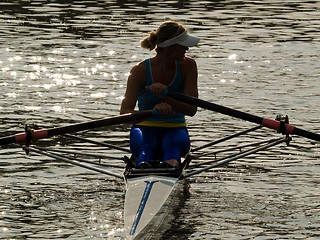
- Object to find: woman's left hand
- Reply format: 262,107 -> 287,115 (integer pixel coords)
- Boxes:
153,102 -> 175,115
148,83 -> 167,96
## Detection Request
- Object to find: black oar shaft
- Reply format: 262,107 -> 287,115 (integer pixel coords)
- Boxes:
167,91 -> 263,124
46,111 -> 152,137
166,91 -> 320,142
292,127 -> 320,142
0,111 -> 153,146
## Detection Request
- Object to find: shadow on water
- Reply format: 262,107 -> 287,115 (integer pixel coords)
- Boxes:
159,180 -> 195,240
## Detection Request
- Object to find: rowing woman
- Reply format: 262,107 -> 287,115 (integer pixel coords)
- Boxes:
120,20 -> 199,168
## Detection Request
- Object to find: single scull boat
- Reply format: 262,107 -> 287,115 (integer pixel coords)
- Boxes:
123,155 -> 191,239
0,91 -> 319,239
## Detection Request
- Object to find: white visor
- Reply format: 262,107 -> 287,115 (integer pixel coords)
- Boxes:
157,31 -> 200,48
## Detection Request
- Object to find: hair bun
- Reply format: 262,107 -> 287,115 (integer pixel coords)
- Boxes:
149,31 -> 157,43
140,30 -> 157,50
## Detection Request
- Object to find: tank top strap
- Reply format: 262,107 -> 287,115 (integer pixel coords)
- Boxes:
167,61 -> 184,93
176,61 -> 182,79
145,58 -> 153,85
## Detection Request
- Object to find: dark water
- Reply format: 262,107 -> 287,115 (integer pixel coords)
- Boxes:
1,1 -> 319,239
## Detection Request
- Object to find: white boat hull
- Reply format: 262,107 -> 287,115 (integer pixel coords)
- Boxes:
124,175 -> 179,239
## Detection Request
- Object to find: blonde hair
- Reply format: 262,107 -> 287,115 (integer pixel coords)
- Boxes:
140,21 -> 186,51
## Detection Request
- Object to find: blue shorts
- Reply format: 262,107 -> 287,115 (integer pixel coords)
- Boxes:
130,125 -> 190,165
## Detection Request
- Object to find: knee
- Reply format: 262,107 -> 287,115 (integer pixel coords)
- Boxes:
163,129 -> 190,152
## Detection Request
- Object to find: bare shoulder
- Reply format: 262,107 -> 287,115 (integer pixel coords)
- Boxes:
127,60 -> 147,86
180,57 -> 198,77
130,60 -> 147,76
180,57 -> 197,70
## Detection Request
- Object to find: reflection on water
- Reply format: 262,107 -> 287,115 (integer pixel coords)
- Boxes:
1,0 -> 319,43
1,0 -> 320,239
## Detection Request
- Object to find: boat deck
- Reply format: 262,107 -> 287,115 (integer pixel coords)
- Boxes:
123,154 -> 192,179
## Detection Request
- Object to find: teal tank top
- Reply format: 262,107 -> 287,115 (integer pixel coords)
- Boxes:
137,58 -> 186,126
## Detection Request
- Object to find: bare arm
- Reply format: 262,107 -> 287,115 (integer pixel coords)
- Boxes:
120,63 -> 146,114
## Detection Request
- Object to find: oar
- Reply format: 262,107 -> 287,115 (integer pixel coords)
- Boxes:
163,91 -> 320,142
0,111 -> 154,146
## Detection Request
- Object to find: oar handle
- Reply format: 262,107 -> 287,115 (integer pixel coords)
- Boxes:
145,86 -> 169,96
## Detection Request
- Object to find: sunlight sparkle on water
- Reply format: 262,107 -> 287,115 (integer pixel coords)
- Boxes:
107,228 -> 116,236
91,92 -> 106,98
96,64 -> 104,70
228,54 -> 237,60
52,48 -> 64,54
6,93 -> 18,98
31,56 -> 42,61
112,72 -> 117,80
8,56 -> 22,62
32,65 -> 41,71
66,80 -> 80,86
63,74 -> 79,80
63,58 -> 73,62
10,71 -> 17,77
43,84 -> 55,89
67,91 -> 80,96
91,67 -> 97,74
2,67 -> 10,72
50,73 -> 79,86
53,106 -> 62,112
29,72 -> 38,80
25,106 -> 41,111
79,67 -> 89,75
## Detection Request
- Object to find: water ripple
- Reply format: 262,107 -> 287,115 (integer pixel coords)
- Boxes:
1,1 -> 319,239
